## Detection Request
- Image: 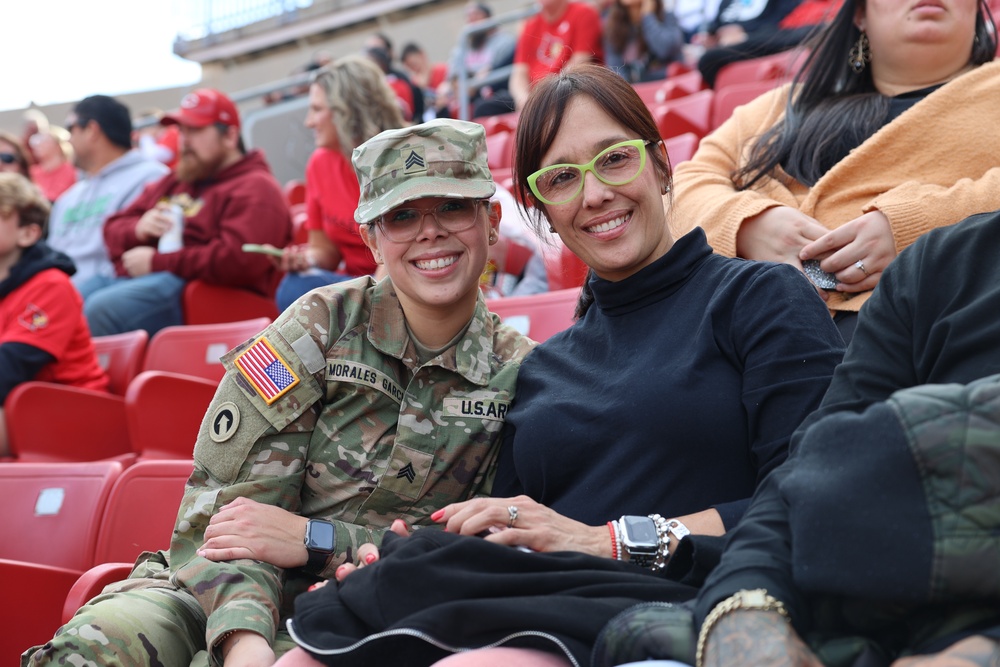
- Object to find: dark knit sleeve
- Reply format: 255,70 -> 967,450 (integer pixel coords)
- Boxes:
712,263 -> 844,528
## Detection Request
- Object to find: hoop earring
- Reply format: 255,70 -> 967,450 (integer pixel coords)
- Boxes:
848,31 -> 871,73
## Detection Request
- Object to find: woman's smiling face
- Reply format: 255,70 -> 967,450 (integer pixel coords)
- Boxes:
538,95 -> 673,282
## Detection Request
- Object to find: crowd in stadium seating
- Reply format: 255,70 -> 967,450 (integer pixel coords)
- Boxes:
8,0 -> 1000,662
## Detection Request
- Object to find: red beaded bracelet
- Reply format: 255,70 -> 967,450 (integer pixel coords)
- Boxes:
607,521 -> 619,560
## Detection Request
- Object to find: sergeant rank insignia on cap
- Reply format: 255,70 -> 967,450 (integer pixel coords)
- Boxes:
404,148 -> 426,174
234,337 -> 299,404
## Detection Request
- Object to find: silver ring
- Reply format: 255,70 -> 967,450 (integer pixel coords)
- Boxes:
855,260 -> 870,277
506,505 -> 519,529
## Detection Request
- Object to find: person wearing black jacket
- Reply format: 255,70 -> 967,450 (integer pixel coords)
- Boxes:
0,173 -> 108,456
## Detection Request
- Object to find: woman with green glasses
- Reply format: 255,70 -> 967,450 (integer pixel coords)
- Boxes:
275,64 -> 844,667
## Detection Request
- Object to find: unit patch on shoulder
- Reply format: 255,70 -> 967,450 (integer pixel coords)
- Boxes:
210,402 -> 241,442
18,304 -> 48,331
234,337 -> 300,405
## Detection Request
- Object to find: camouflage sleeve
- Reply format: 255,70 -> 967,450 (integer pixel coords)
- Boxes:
168,315 -> 324,664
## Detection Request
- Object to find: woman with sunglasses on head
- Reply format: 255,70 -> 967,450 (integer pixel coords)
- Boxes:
24,118 -> 535,667
275,64 -> 843,667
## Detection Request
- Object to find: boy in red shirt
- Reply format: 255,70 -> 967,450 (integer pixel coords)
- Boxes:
0,173 -> 108,456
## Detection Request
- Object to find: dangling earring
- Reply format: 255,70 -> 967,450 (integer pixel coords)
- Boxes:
848,31 -> 871,73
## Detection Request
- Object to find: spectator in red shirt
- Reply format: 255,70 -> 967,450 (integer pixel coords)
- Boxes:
83,88 -> 292,336
0,173 -> 108,456
474,0 -> 604,116
269,55 -> 406,312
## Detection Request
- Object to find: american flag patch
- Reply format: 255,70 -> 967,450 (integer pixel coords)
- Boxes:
234,337 -> 300,404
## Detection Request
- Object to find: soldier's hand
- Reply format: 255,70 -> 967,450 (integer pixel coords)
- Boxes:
333,519 -> 409,582
199,496 -> 310,568
221,629 -> 275,667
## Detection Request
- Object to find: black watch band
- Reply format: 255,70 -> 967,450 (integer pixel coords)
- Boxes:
303,519 -> 335,575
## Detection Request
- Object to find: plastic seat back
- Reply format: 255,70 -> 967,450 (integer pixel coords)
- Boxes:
4,383 -> 130,463
0,460 -> 123,570
182,280 -> 279,325
126,371 -> 217,460
485,129 -> 514,170
651,89 -> 715,140
711,79 -> 783,130
486,287 -> 582,343
713,48 -> 805,91
92,329 -> 149,396
664,132 -> 700,166
144,317 -> 271,381
93,459 -> 193,565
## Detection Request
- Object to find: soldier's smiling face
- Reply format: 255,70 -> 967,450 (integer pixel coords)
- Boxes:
361,196 -> 500,318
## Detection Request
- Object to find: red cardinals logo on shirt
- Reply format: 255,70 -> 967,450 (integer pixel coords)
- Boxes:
18,304 -> 48,331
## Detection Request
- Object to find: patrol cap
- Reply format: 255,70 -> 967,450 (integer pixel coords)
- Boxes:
352,118 -> 496,225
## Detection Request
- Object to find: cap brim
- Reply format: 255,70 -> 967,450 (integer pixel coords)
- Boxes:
160,111 -> 214,128
355,177 -> 496,224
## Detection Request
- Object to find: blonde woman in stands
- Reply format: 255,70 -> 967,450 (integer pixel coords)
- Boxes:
27,128 -> 76,202
671,0 -> 1000,343
270,55 -> 406,311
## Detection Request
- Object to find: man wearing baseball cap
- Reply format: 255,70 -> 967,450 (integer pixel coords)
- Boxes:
82,88 -> 291,336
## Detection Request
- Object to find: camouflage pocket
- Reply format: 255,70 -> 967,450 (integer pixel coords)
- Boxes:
592,602 -> 697,667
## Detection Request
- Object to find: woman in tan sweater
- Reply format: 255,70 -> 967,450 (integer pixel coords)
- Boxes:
671,0 -> 1000,340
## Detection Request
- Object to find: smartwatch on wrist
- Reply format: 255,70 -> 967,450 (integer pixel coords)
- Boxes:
617,515 -> 659,568
303,519 -> 335,575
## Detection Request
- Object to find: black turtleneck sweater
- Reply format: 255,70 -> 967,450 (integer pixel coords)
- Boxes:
492,228 -> 844,529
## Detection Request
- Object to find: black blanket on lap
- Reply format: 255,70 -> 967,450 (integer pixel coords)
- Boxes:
287,529 -> 705,667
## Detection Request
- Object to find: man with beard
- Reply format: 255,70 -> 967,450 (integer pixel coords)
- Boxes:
84,88 -> 291,336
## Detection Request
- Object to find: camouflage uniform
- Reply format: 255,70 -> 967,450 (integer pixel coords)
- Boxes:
24,119 -> 536,666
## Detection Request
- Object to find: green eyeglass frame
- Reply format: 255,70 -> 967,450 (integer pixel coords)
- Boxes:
526,139 -> 657,206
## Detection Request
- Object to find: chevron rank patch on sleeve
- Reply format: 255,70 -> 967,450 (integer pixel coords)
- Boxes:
234,336 -> 300,404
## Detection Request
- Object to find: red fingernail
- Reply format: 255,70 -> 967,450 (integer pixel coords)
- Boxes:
431,509 -> 444,521
308,581 -> 323,591
336,565 -> 349,578
365,553 -> 376,564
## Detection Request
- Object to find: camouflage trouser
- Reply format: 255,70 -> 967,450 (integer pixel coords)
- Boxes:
21,584 -> 296,667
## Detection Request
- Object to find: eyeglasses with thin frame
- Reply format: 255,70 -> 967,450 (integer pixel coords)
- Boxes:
0,153 -> 17,165
527,139 -> 657,206
376,198 -> 488,243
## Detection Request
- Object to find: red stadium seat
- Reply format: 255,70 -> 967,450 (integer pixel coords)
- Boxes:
93,329 -> 149,396
486,287 -> 582,342
485,129 -> 515,170
4,383 -> 131,463
125,371 -> 217,460
182,280 -> 279,325
542,237 -> 590,291
144,317 -> 271,383
711,79 -> 783,130
713,48 -> 806,91
650,89 -> 715,140
664,132 -> 700,166
283,179 -> 307,207
92,458 -> 192,564
0,460 -> 123,570
0,559 -> 85,664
